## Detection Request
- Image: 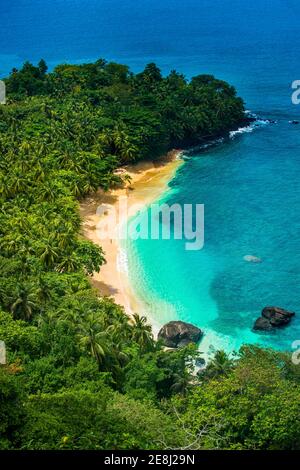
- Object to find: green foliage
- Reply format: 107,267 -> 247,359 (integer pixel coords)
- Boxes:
200,349 -> 235,380
20,386 -> 182,450
123,345 -> 199,401
20,387 -> 109,449
0,367 -> 24,449
104,393 -> 184,450
0,311 -> 42,356
21,356 -> 107,395
173,346 -> 300,450
2,58 -> 297,451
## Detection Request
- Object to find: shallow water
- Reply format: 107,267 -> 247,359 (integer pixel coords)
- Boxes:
127,119 -> 300,354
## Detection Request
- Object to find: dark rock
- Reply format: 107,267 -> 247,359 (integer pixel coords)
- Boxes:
253,317 -> 274,331
195,357 -> 206,367
253,306 -> 295,332
262,306 -> 295,326
158,321 -> 203,348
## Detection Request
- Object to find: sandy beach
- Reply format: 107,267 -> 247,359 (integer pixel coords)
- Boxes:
80,150 -> 183,317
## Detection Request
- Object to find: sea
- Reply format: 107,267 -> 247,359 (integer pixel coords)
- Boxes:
2,0 -> 300,355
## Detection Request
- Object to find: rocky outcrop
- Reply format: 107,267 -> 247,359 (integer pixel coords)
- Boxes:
262,306 -> 295,326
253,317 -> 274,331
253,306 -> 295,331
158,321 -> 203,348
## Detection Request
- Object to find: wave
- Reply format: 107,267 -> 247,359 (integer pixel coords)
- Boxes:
117,248 -> 129,275
182,112 -> 276,158
229,113 -> 274,139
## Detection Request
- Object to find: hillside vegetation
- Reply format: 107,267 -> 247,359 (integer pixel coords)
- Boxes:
0,59 -> 299,450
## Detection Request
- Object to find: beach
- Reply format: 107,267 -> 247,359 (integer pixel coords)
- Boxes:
80,150 -> 183,317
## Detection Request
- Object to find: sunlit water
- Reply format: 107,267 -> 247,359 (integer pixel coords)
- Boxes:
126,119 -> 300,354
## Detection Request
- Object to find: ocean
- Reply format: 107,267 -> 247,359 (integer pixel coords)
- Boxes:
2,0 -> 300,355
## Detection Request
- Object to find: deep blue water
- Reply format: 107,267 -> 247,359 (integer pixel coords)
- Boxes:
2,0 -> 300,354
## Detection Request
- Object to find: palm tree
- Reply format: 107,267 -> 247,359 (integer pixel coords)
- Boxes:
98,126 -> 138,163
9,173 -> 28,195
57,253 -> 79,273
203,350 -> 235,380
130,313 -> 154,352
37,276 -> 53,304
170,371 -> 191,396
77,312 -> 109,366
10,283 -> 39,321
106,316 -> 132,343
39,239 -> 59,268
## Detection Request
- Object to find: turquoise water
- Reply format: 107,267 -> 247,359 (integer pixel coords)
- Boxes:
127,120 -> 300,353
1,0 -> 300,353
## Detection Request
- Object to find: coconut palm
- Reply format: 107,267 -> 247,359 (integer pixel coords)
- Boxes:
170,372 -> 191,396
77,312 -> 110,366
131,313 -> 154,352
56,253 -> 80,273
10,283 -> 39,321
39,239 -> 59,268
203,350 -> 235,380
37,276 -> 53,304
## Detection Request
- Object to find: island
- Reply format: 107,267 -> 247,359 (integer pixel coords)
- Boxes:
0,59 -> 299,451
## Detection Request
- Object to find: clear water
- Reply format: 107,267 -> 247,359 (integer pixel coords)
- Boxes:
2,0 -> 300,353
127,121 -> 300,353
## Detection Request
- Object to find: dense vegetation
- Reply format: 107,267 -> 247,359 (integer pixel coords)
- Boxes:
0,59 -> 299,450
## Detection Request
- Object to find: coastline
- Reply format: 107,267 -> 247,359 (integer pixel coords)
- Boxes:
80,150 -> 184,319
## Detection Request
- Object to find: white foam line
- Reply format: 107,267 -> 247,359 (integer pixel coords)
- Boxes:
116,248 -> 129,275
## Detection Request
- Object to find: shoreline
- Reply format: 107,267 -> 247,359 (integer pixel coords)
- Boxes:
79,115 -> 263,341
80,150 -> 184,319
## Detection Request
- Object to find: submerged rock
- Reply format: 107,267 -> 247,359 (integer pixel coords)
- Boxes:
253,306 -> 295,331
243,255 -> 262,263
158,321 -> 203,348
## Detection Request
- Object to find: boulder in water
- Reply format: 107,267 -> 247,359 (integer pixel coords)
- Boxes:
158,321 -> 203,348
253,306 -> 295,331
253,317 -> 274,331
262,306 -> 295,326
